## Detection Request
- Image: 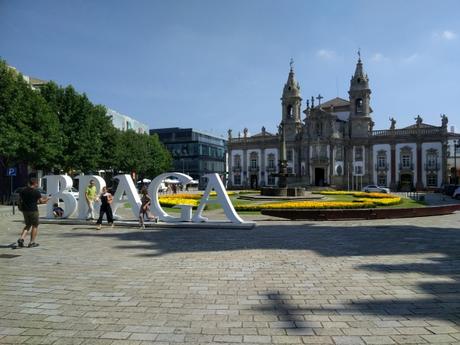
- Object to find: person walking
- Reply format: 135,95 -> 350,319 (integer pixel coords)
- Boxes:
139,187 -> 153,229
17,178 -> 49,248
85,180 -> 97,220
96,186 -> 114,230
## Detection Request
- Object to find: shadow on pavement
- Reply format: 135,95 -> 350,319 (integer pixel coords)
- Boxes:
62,223 -> 460,323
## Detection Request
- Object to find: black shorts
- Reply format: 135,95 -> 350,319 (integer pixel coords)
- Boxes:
23,211 -> 39,227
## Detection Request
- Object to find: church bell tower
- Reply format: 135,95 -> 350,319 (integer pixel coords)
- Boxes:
281,59 -> 302,140
348,52 -> 372,137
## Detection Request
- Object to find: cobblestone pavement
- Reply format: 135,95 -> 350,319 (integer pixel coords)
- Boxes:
1,209 -> 460,345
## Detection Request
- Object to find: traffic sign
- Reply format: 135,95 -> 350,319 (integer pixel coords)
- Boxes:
7,167 -> 16,177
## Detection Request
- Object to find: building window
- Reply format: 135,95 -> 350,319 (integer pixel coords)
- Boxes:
267,175 -> 275,185
355,165 -> 363,175
427,174 -> 437,187
287,167 -> 293,174
355,147 -> 363,161
426,149 -> 438,169
233,155 -> 241,168
356,99 -> 363,113
234,175 -> 241,185
335,146 -> 343,161
402,154 -> 411,168
378,175 -> 387,186
268,154 -> 275,168
249,152 -> 258,169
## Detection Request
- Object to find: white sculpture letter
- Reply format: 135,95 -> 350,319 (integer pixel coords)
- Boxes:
192,173 -> 247,224
149,173 -> 193,222
44,175 -> 77,218
112,174 -> 141,219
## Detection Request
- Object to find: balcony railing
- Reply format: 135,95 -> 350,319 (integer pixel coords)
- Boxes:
399,163 -> 414,170
248,166 -> 259,173
310,157 -> 329,164
375,163 -> 389,171
232,166 -> 241,172
424,163 -> 440,171
266,166 -> 277,172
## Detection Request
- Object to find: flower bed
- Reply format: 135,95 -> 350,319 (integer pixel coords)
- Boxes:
319,191 -> 397,198
355,197 -> 402,206
158,197 -> 201,208
235,201 -> 376,211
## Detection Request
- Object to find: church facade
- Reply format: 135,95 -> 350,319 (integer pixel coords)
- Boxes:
227,57 -> 460,191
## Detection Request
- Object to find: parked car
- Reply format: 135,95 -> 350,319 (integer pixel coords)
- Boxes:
453,186 -> 460,200
11,187 -> 47,204
443,184 -> 458,197
62,187 -> 79,200
362,185 -> 390,193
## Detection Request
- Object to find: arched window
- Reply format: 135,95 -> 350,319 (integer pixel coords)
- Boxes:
356,99 -> 363,113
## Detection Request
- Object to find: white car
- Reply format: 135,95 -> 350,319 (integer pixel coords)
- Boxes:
453,187 -> 460,199
362,185 -> 390,193
63,187 -> 79,200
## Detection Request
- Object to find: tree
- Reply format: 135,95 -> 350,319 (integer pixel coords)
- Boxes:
0,60 -> 61,170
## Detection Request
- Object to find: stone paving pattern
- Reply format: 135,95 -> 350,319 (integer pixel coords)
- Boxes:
1,206 -> 460,344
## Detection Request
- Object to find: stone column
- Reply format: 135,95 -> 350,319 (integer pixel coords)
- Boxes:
390,143 -> 396,191
329,143 -> 334,185
260,148 -> 265,187
416,142 -> 423,191
242,148 -> 248,188
227,147 -> 233,188
442,141 -> 448,186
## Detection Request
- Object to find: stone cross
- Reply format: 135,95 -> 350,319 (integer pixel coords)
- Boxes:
316,94 -> 324,106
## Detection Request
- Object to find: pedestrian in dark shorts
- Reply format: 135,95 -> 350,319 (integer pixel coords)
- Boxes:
96,186 -> 114,230
17,178 -> 49,248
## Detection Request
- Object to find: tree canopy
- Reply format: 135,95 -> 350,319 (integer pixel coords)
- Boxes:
0,59 -> 171,177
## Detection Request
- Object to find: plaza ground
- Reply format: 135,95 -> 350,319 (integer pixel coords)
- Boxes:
1,205 -> 460,344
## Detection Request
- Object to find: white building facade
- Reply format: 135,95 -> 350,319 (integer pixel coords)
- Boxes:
227,57 -> 460,191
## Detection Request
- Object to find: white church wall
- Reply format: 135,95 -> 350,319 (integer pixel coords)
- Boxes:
372,144 -> 391,185
422,142 -> 442,187
230,149 -> 243,186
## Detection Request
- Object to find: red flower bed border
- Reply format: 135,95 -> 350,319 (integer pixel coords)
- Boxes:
261,204 -> 460,221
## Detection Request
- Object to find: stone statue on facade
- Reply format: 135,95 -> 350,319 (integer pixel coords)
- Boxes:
441,114 -> 448,128
227,129 -> 232,140
243,128 -> 248,138
415,115 -> 423,127
389,117 -> 396,130
369,119 -> 375,131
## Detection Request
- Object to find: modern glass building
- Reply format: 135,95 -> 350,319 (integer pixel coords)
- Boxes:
150,127 -> 227,188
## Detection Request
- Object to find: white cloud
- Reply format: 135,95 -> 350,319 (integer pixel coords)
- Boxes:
441,30 -> 456,40
316,49 -> 335,60
402,53 -> 419,63
433,30 -> 457,41
371,53 -> 389,62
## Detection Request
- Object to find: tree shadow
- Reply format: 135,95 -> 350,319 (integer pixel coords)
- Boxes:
62,222 -> 460,322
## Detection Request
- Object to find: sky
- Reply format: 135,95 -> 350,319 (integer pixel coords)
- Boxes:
1,0 -> 459,138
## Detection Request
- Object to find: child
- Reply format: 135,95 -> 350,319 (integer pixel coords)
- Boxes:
139,187 -> 158,228
96,187 -> 113,230
53,203 -> 64,218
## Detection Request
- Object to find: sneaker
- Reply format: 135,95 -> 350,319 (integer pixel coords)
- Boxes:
17,239 -> 24,248
28,242 -> 39,248
96,225 -> 101,230
110,223 -> 114,228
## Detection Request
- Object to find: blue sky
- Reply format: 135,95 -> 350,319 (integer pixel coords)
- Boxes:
1,0 -> 459,138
